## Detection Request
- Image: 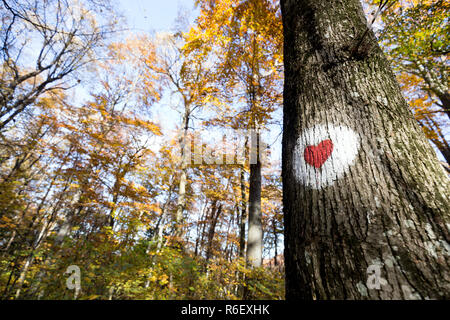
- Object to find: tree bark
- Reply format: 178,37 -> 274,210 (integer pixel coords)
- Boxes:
239,163 -> 247,258
436,92 -> 450,120
175,108 -> 190,240
247,130 -> 262,267
205,202 -> 222,261
281,0 -> 450,300
195,200 -> 209,257
273,216 -> 279,267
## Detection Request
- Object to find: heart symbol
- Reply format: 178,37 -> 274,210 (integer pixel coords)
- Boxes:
304,140 -> 334,168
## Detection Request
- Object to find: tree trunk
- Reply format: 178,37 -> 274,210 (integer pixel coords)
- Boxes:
281,0 -> 450,300
195,200 -> 209,257
175,108 -> 190,240
247,130 -> 262,267
14,217 -> 50,298
273,216 -> 279,267
436,92 -> 450,120
205,202 -> 222,261
239,165 -> 247,258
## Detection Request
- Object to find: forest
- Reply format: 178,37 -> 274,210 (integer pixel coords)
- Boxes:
0,0 -> 448,300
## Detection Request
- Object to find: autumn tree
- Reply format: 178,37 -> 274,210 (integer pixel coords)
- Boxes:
187,0 -> 283,267
0,0 -> 286,301
374,0 -> 449,118
0,31 -> 163,298
397,72 -> 450,169
0,0 -> 118,130
368,0 -> 450,167
146,30 -> 220,243
282,0 -> 450,299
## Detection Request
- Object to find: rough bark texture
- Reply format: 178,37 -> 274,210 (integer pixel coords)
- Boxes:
281,0 -> 450,300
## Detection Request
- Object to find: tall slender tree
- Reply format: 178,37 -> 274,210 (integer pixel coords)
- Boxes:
281,0 -> 450,299
186,0 -> 283,267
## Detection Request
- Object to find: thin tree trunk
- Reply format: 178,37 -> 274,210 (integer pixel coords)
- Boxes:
205,203 -> 222,261
27,188 -> 82,298
239,165 -> 247,258
198,205 -> 211,258
436,92 -> 450,120
12,173 -> 65,299
175,107 -> 190,240
224,210 -> 234,262
247,130 -> 262,267
195,200 -> 209,257
14,217 -> 50,299
273,217 -> 278,267
281,0 -> 450,300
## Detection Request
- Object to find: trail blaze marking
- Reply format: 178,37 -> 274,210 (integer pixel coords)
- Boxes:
293,124 -> 360,189
304,139 -> 334,168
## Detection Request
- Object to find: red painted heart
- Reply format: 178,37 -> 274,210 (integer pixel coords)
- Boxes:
304,139 -> 334,168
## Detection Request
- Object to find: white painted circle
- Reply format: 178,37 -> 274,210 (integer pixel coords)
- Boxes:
293,124 -> 360,189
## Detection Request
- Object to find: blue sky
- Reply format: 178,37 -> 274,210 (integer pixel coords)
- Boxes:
117,0 -> 198,32
115,0 -> 201,146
